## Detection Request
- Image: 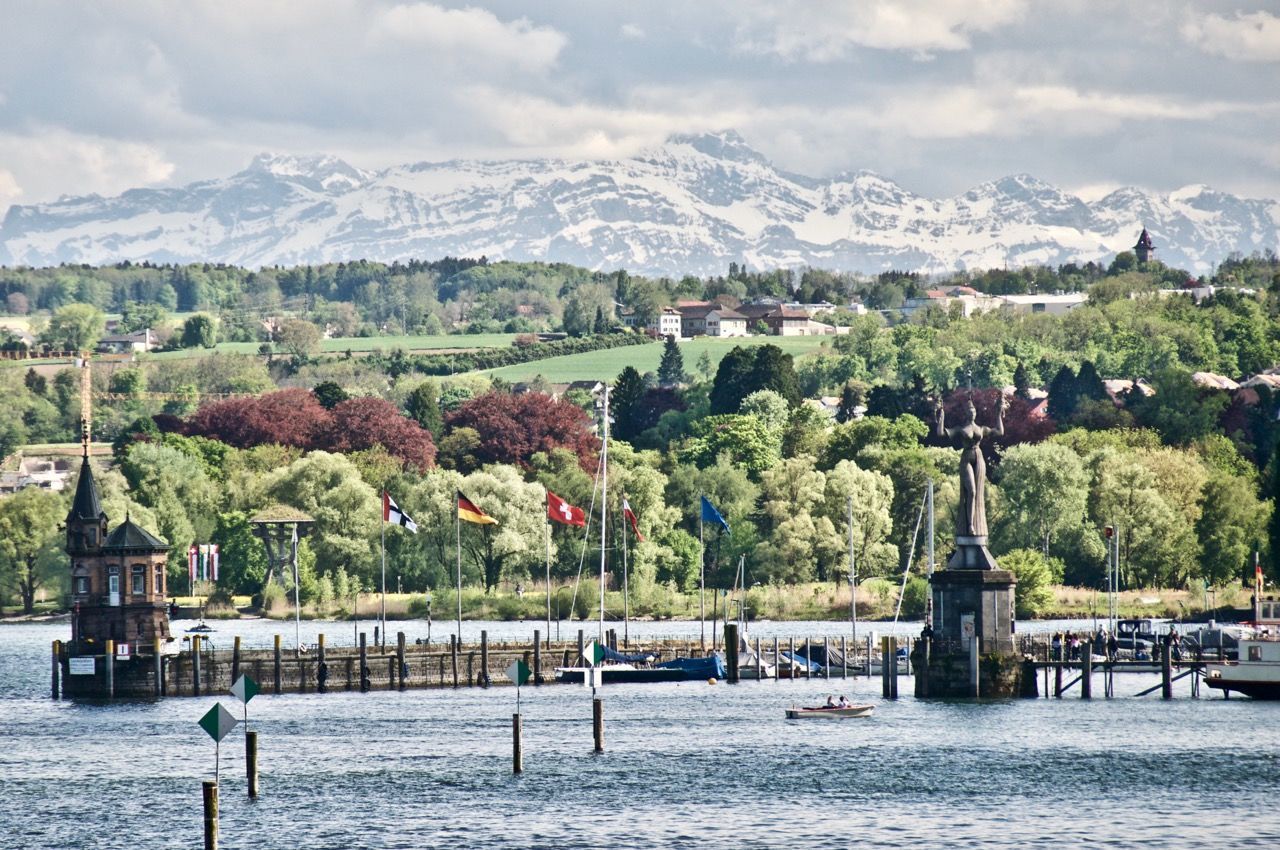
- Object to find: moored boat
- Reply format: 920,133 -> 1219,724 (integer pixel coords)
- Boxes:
1203,637 -> 1280,699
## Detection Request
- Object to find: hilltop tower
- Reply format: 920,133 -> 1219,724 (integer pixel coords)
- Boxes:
1133,227 -> 1155,264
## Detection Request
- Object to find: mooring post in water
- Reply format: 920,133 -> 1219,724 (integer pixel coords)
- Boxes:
246,731 -> 258,798
789,637 -> 797,684
512,713 -> 523,774
1054,663 -> 1063,698
577,630 -> 585,666
725,623 -> 738,683
231,636 -> 241,685
153,637 -> 163,697
533,630 -> 542,685
755,637 -> 763,681
866,635 -> 873,680
480,630 -> 489,688
51,640 -> 60,700
359,632 -> 369,693
880,636 -> 890,698
592,698 -> 604,753
824,636 -> 831,680
450,635 -> 459,688
191,636 -> 201,697
890,637 -> 899,699
840,636 -> 847,680
1161,644 -> 1172,700
202,780 -> 218,850
272,635 -> 282,695
772,637 -> 780,682
920,634 -> 931,698
397,632 -> 407,691
1081,652 -> 1092,700
317,634 -> 327,693
102,639 -> 114,698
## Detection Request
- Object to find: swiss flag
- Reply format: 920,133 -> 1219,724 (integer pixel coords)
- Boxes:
547,490 -> 586,527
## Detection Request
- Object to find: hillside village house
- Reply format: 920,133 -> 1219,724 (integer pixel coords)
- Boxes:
678,303 -> 748,337
619,306 -> 684,338
96,329 -> 155,354
999,292 -> 1088,315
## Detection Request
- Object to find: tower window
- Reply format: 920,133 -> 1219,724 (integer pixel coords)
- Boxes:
155,565 -> 164,597
73,576 -> 89,595
131,565 -> 145,595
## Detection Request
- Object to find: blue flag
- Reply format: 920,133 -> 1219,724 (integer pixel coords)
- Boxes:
700,495 -> 730,534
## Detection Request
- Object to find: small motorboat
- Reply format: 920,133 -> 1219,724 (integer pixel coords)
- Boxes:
185,622 -> 216,633
785,703 -> 874,719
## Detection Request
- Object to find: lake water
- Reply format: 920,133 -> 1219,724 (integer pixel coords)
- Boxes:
3,619 -> 1278,849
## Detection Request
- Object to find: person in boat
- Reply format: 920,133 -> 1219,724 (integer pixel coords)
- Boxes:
825,695 -> 837,708
838,695 -> 851,707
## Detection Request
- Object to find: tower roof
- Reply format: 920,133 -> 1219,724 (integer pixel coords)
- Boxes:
103,517 -> 170,552
1134,227 -> 1155,250
67,455 -> 104,524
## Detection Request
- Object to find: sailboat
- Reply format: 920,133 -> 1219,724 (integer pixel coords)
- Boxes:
555,386 -> 684,684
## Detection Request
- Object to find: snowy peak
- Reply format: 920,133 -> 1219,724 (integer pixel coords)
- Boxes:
0,133 -> 1276,274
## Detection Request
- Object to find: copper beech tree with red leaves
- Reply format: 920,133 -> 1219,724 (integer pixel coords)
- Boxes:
443,391 -> 599,470
185,388 -> 436,472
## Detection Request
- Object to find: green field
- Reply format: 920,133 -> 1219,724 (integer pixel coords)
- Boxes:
144,333 -> 518,360
486,336 -> 837,382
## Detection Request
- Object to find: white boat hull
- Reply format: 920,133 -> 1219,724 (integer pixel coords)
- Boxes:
785,705 -> 874,719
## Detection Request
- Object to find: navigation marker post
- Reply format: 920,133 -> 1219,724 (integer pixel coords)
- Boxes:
505,659 -> 531,773
584,640 -> 605,752
197,702 -> 238,850
230,674 -> 261,797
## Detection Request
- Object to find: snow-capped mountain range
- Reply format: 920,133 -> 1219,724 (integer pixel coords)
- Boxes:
2,131 -> 1276,276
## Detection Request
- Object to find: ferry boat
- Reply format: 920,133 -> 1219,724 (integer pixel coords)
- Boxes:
1203,596 -> 1280,699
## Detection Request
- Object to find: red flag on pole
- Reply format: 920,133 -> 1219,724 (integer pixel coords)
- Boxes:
622,497 -> 645,542
546,491 -> 586,527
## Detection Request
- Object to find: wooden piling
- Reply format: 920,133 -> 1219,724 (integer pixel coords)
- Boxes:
450,635 -> 459,688
512,713 -> 523,774
889,637 -> 898,699
231,636 -> 241,685
577,630 -> 585,666
866,635 -> 873,679
772,637 -> 780,682
359,632 -> 369,693
467,652 -> 475,687
317,634 -> 327,693
397,632 -> 407,691
102,638 -> 114,698
880,636 -> 890,698
1161,644 -> 1172,700
789,637 -> 796,683
202,780 -> 218,850
1081,653 -> 1092,700
592,698 -> 604,753
1054,663 -> 1063,698
190,636 -> 200,697
154,637 -> 163,697
725,623 -> 739,683
824,636 -> 831,680
246,731 -> 258,798
480,630 -> 489,688
919,634 -> 931,698
51,640 -> 60,700
840,636 -> 847,680
272,635 -> 282,695
533,630 -> 542,685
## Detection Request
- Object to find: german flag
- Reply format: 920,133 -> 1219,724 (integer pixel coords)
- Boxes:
457,491 -> 498,525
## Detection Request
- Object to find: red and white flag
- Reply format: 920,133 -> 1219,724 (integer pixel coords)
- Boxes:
622,497 -> 644,542
210,544 -> 220,582
188,545 -> 198,582
547,490 -> 586,527
383,491 -> 418,533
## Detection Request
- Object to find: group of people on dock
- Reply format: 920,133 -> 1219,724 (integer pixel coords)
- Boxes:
1050,630 -> 1120,662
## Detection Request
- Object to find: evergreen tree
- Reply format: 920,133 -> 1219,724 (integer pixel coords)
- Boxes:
1075,361 -> 1108,403
1013,361 -> 1031,401
611,366 -> 646,442
594,305 -> 607,334
1046,365 -> 1078,423
709,344 -> 801,414
657,335 -> 686,387
835,382 -> 861,424
312,381 -> 349,410
405,382 -> 444,439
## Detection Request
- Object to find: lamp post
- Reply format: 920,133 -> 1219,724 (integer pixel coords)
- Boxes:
425,592 -> 433,645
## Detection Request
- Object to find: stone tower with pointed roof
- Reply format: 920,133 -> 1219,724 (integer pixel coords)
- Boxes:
1133,227 -> 1155,264
67,451 -> 172,650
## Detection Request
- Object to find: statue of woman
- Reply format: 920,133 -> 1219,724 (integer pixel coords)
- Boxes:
935,394 -> 1007,538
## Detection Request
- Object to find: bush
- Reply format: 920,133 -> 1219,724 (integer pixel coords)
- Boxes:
260,582 -> 288,614
1001,549 -> 1055,618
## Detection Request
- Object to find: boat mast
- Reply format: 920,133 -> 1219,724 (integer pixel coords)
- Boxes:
848,494 -> 856,642
926,479 -> 934,628
598,385 -> 609,645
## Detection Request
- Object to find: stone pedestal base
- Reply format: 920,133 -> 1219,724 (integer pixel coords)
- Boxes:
931,567 -> 1016,654
912,643 -> 1032,698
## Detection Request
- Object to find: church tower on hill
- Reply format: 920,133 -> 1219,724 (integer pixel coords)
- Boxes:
1133,227 -> 1155,264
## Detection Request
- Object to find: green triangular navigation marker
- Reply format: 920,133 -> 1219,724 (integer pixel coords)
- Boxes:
505,659 -> 531,686
198,702 -> 239,743
230,674 -> 260,704
586,641 -> 605,666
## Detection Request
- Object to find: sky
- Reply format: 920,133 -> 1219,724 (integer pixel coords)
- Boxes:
1,0 -> 1279,213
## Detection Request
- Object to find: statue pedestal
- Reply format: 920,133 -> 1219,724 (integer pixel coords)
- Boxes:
916,566 -> 1028,698
947,536 -> 1000,570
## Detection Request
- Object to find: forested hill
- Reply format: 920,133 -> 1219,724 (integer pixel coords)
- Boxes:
2,132 -> 1277,274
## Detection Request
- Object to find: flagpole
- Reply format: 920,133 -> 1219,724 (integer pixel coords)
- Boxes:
699,495 -> 705,651
545,506 -> 552,651
291,526 -> 301,655
598,385 -> 609,645
622,501 -> 629,648
456,503 -> 463,643
380,491 -> 387,650
848,494 -> 856,642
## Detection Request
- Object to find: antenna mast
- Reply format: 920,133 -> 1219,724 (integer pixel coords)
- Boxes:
79,352 -> 92,456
